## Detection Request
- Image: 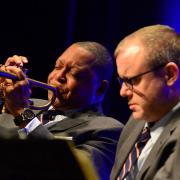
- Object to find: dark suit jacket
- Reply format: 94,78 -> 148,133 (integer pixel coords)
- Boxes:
110,105 -> 180,180
172,135 -> 180,180
0,99 -> 123,180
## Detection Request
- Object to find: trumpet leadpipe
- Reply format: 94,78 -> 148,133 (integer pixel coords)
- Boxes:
0,70 -> 58,110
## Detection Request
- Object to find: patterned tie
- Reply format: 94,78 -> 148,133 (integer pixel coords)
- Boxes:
118,127 -> 151,180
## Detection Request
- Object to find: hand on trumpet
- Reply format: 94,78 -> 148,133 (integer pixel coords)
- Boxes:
0,55 -> 57,112
5,55 -> 28,68
0,55 -> 28,83
0,55 -> 31,116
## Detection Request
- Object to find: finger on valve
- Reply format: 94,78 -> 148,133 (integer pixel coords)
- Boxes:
5,55 -> 28,67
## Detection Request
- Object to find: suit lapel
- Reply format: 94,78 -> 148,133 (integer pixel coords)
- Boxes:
137,107 -> 180,179
136,124 -> 172,179
114,119 -> 145,178
47,113 -> 90,132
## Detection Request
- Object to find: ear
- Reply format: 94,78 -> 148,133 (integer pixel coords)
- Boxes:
96,80 -> 109,97
164,62 -> 179,86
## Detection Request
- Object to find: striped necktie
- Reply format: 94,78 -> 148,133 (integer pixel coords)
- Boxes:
118,127 -> 151,180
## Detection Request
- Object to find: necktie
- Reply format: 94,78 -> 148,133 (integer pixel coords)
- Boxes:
118,127 -> 151,180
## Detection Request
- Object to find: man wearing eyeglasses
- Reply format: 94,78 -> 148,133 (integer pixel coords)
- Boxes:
111,25 -> 180,180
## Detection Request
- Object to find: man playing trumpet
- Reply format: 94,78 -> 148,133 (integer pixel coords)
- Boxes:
0,41 -> 123,180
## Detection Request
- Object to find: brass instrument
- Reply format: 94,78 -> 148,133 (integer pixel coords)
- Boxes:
0,70 -> 58,110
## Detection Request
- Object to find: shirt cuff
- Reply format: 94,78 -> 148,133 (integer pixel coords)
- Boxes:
18,117 -> 42,137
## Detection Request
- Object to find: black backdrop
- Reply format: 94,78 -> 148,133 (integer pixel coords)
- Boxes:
0,0 -> 162,124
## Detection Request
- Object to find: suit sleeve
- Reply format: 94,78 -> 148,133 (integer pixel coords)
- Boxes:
28,124 -> 54,139
73,126 -> 123,180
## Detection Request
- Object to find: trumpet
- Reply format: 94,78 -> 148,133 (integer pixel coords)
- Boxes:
0,70 -> 58,110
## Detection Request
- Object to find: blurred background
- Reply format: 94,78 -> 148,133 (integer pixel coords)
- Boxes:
0,0 -> 179,124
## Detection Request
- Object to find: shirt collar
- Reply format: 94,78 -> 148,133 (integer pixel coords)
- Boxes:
146,101 -> 180,131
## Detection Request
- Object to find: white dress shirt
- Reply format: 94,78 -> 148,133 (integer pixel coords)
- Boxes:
138,102 -> 180,170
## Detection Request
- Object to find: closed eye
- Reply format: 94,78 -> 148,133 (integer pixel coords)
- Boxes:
129,76 -> 141,85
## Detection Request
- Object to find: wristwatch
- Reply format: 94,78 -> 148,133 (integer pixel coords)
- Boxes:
14,109 -> 35,126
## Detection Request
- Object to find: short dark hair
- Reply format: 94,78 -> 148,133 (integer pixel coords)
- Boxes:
76,41 -> 114,82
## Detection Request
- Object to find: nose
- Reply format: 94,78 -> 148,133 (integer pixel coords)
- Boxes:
49,68 -> 66,84
120,82 -> 133,98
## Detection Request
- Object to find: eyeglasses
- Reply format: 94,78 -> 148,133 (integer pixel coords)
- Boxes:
117,64 -> 166,90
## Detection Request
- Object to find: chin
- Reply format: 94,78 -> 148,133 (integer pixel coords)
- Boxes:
132,112 -> 143,120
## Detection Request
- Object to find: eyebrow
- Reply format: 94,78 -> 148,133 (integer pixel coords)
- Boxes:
56,58 -> 64,65
55,59 -> 85,71
119,74 -> 133,80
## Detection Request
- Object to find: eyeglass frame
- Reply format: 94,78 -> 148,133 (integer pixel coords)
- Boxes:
117,63 -> 166,90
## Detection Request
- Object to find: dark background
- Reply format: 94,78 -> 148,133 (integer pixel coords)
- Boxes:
0,0 -> 178,124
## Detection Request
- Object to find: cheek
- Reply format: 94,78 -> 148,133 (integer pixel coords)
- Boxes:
136,81 -> 165,112
68,83 -> 84,97
145,79 -> 165,100
47,72 -> 53,83
69,81 -> 94,99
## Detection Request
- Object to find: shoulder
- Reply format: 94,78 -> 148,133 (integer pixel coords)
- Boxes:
87,115 -> 124,130
66,115 -> 123,142
0,113 -> 16,129
79,115 -> 124,141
